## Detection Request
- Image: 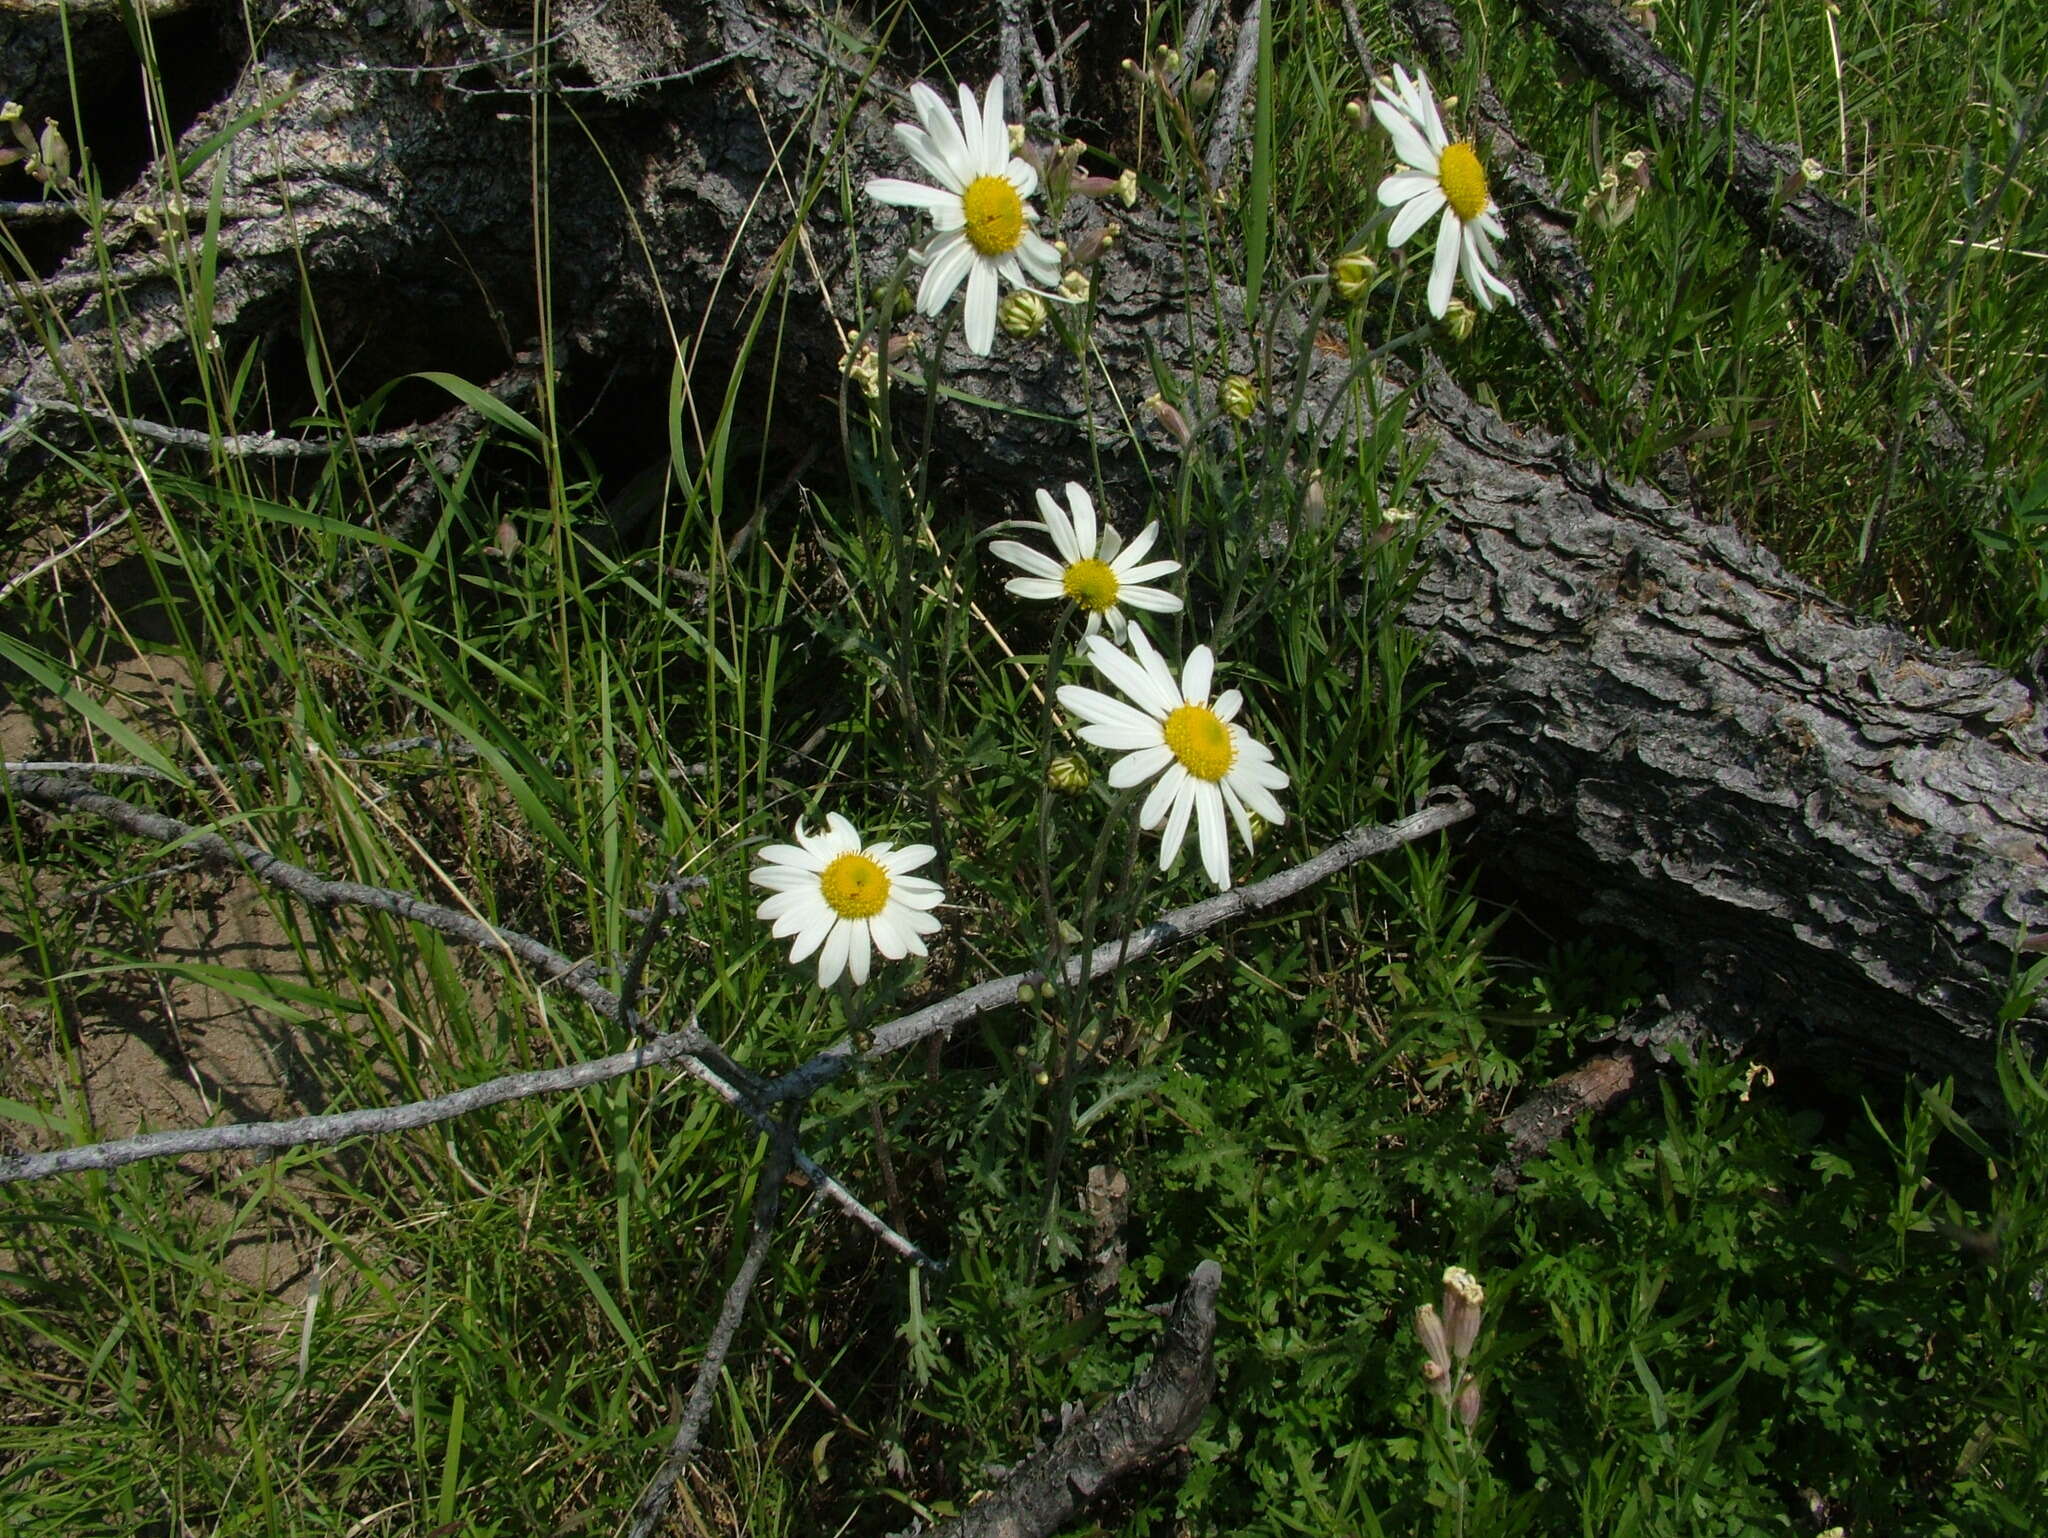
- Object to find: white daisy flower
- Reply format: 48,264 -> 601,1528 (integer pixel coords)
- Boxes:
865,75 -> 1064,355
750,813 -> 945,988
989,482 -> 1184,642
1056,630 -> 1290,891
1372,63 -> 1514,318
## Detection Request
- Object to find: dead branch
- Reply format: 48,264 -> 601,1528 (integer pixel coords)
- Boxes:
925,1260 -> 1222,1538
627,1115 -> 795,1538
1491,1044 -> 1658,1190
762,792 -> 1480,1103
0,1024 -> 707,1184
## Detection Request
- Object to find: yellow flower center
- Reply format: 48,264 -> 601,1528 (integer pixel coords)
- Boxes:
1061,558 -> 1121,613
819,852 -> 891,920
961,174 -> 1026,256
1162,704 -> 1235,783
1437,142 -> 1490,223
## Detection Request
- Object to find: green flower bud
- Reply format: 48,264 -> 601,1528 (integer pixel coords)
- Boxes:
1000,289 -> 1050,338
1221,374 -> 1259,422
1047,753 -> 1092,795
1332,248 -> 1379,303
1439,298 -> 1477,342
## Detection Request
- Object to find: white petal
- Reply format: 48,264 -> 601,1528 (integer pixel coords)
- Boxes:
1221,781 -> 1258,853
1084,635 -> 1179,718
1140,761 -> 1188,830
912,83 -> 972,183
1104,608 -> 1128,641
818,919 -> 853,987
755,889 -> 818,922
845,921 -> 873,986
1374,103 -> 1440,175
1114,521 -> 1161,567
870,909 -> 910,961
1386,184 -> 1446,248
963,260 -> 998,355
1378,172 -> 1440,208
822,812 -> 863,851
980,77 -> 1008,176
1158,777 -> 1195,870
787,911 -> 829,964
1065,483 -> 1099,557
1196,781 -> 1230,889
1427,205 -> 1461,318
1180,645 -> 1214,704
893,122 -> 965,194
1018,231 -> 1063,285
1057,683 -> 1160,734
918,232 -> 975,316
1037,485 -> 1083,561
1132,630 -> 1183,711
879,843 -> 936,874
1116,584 -> 1183,613
956,81 -> 985,168
1209,688 -> 1242,722
1233,772 -> 1287,826
867,177 -> 963,212
1107,743 -> 1176,788
1007,577 -> 1068,601
1461,231 -> 1497,312
1078,720 -> 1166,753
1006,156 -> 1041,199
991,539 -> 1066,581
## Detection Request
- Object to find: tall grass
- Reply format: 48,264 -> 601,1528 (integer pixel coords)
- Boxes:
3,2 -> 2045,1534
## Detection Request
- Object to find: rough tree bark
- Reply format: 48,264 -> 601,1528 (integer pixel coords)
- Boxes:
3,0 -> 2043,1114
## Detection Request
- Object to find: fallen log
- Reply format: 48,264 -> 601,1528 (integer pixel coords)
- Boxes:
1,0 -> 2041,1110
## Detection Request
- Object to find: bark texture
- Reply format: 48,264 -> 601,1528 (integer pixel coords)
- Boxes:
927,1260 -> 1222,1538
3,0 -> 2043,1106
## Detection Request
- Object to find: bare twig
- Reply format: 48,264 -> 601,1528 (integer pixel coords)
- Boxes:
1491,1045 -> 1657,1191
1,391 -> 449,460
1204,0 -> 1263,185
0,1027 -> 708,1184
925,1261 -> 1223,1537
0,501 -> 129,606
999,0 -> 1027,118
3,736 -> 709,788
1333,0 -> 1380,83
764,793 -> 1477,1103
626,1117 -> 796,1538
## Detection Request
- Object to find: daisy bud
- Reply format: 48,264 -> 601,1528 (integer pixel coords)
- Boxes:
1622,148 -> 1651,184
1000,290 -> 1050,338
1332,248 -> 1379,303
1345,98 -> 1367,127
1302,468 -> 1327,527
1059,270 -> 1092,304
1416,1303 -> 1454,1387
1438,298 -> 1478,342
1188,68 -> 1219,110
1066,222 -> 1120,267
4,103 -> 35,161
1145,394 -> 1192,448
1153,44 -> 1182,76
1009,123 -> 1027,153
1047,754 -> 1093,795
1454,1374 -> 1482,1430
1441,1266 -> 1485,1361
1018,981 -> 1039,1003
37,119 -> 70,188
1800,155 -> 1827,182
1114,169 -> 1138,208
1245,810 -> 1270,844
1220,374 -> 1259,422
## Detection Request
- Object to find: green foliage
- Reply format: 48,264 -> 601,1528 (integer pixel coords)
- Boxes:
4,1 -> 2046,1535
